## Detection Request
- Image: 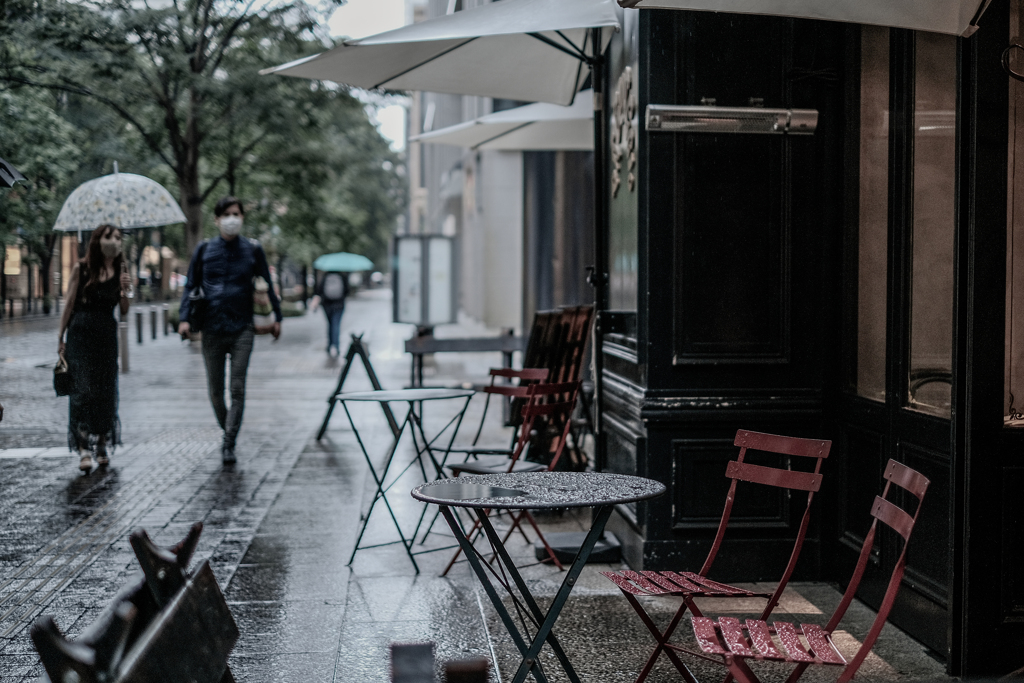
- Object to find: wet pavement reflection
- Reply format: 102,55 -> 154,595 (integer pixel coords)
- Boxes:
1,291 -> 952,682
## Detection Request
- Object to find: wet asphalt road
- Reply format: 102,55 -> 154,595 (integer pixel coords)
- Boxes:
0,292 -> 951,683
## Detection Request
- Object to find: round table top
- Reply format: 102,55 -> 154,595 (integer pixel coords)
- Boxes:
337,388 -> 476,403
411,472 -> 666,509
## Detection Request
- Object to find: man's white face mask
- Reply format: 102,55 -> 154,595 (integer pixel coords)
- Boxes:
219,215 -> 243,236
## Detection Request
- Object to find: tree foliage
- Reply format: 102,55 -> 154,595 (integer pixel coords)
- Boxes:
1,0 -> 405,271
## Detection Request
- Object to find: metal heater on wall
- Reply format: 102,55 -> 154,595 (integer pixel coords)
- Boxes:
646,104 -> 818,134
392,234 -> 457,327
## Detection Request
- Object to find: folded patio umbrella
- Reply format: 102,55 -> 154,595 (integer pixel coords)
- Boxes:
0,156 -> 26,188
410,91 -> 594,151
261,0 -> 619,106
618,0 -> 992,37
53,167 -> 185,232
313,252 -> 375,272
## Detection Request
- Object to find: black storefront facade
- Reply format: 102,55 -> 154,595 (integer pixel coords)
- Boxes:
596,2 -> 1024,676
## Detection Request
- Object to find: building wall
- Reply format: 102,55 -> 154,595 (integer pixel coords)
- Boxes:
404,0 -> 524,332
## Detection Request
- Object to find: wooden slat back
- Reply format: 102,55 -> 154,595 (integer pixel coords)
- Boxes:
526,380 -> 579,398
725,461 -> 822,492
734,429 -> 831,459
482,385 -> 532,398
490,367 -> 549,381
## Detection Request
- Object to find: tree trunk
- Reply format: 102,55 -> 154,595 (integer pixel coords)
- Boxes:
180,169 -> 204,258
276,254 -> 285,299
301,264 -> 308,307
181,87 -> 204,258
40,234 -> 56,314
0,243 -> 6,318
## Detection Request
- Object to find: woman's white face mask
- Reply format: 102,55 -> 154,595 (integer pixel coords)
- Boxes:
100,234 -> 122,258
219,215 -> 243,236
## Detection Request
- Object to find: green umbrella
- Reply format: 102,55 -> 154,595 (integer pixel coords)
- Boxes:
313,252 -> 375,272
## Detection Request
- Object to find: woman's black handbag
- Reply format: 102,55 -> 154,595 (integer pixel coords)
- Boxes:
187,241 -> 209,332
54,353 -> 72,397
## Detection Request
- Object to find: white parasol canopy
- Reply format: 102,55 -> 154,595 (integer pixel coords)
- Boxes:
619,0 -> 992,37
410,91 -> 594,151
262,0 -> 620,106
53,170 -> 185,232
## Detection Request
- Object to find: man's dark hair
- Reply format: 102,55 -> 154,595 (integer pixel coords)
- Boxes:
214,196 -> 245,217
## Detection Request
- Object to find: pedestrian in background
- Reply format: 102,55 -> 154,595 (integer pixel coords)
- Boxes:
178,196 -> 282,464
309,270 -> 349,357
58,225 -> 132,472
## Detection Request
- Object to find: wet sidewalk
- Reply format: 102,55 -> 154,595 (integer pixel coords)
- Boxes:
0,290 -> 950,682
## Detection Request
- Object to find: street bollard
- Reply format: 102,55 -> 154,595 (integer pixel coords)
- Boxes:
150,305 -> 157,340
162,303 -> 169,336
119,321 -> 130,373
135,310 -> 143,344
391,643 -> 434,683
445,658 -> 489,683
30,522 -> 238,683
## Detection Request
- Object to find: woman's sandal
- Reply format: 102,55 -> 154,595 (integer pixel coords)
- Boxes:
79,453 -> 93,472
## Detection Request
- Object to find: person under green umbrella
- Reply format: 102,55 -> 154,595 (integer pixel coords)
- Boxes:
309,270 -> 349,357
309,253 -> 372,357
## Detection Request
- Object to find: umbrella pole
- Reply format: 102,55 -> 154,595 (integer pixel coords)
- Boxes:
119,232 -> 131,374
589,26 -> 608,472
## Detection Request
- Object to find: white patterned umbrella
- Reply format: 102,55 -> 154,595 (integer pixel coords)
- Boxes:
52,170 -> 185,232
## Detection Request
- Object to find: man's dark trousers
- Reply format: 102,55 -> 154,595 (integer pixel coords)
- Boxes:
202,326 -> 255,447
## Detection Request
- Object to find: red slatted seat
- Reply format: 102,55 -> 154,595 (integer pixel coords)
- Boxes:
684,459 -> 929,683
601,429 -> 831,683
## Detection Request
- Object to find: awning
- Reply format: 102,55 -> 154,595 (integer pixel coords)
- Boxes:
410,91 -> 594,151
262,0 -> 620,106
619,0 -> 992,37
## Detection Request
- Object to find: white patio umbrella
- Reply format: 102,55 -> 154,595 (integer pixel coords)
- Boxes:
53,167 -> 185,232
618,0 -> 992,37
262,0 -> 620,106
410,91 -> 594,151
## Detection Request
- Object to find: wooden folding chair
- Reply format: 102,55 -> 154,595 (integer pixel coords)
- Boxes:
441,380 -> 581,575
687,459 -> 929,683
602,430 -> 831,683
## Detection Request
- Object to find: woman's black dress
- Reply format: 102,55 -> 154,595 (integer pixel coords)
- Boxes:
66,274 -> 121,452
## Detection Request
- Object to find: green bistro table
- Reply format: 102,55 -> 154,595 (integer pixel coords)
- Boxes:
339,388 -> 475,573
412,471 -> 666,683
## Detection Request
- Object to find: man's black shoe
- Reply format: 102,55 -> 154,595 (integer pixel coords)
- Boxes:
222,443 -> 236,465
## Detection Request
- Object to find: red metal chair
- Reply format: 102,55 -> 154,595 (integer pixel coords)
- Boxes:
446,367 -> 550,462
441,380 -> 581,575
602,430 -> 831,683
687,458 -> 929,683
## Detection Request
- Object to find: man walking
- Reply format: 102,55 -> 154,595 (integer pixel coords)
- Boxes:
178,196 -> 281,464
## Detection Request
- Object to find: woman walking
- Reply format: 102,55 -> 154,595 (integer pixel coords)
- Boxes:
58,225 -> 132,472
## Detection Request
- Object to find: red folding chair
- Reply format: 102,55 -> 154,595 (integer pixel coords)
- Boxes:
602,430 -> 831,683
441,380 -> 581,576
687,459 -> 929,683
443,367 -> 550,461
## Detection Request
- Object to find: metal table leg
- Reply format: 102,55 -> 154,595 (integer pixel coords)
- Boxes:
440,504 -> 614,683
342,402 -> 422,573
